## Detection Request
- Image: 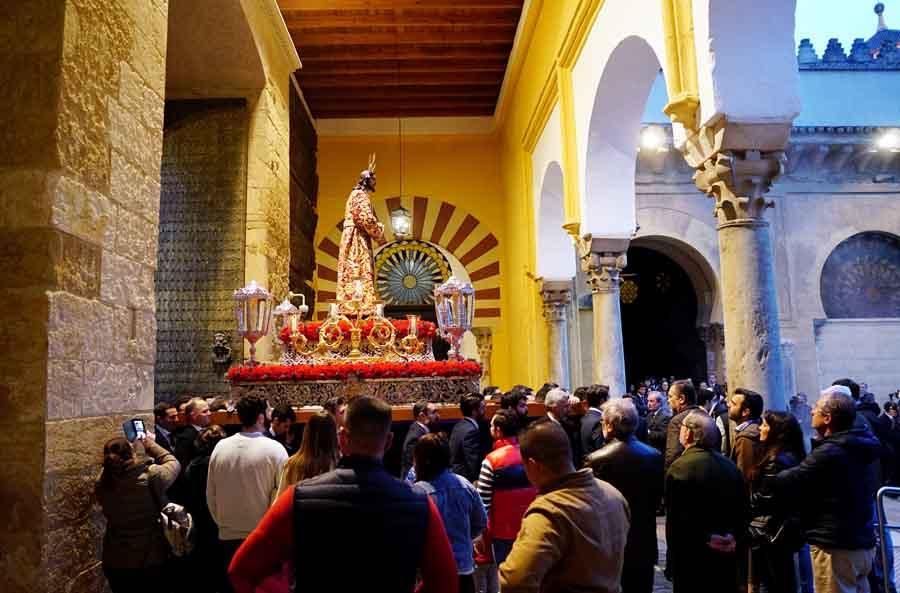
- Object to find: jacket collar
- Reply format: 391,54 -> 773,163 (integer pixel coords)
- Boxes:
338,455 -> 384,471
539,468 -> 595,495
493,437 -> 518,450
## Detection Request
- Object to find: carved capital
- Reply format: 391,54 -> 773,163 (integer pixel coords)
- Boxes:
582,253 -> 627,294
681,120 -> 792,227
472,327 -> 493,356
540,281 -> 572,322
692,149 -> 785,225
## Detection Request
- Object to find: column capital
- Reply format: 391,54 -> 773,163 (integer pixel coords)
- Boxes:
577,236 -> 629,294
540,281 -> 572,322
681,120 -> 791,227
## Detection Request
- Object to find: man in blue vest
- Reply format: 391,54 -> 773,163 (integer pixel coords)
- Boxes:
228,396 -> 458,593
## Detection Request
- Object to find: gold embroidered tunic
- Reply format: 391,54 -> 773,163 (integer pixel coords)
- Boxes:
337,188 -> 384,314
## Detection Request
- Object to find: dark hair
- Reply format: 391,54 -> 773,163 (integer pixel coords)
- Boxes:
271,403 -> 296,423
323,396 -> 347,416
534,382 -> 559,403
281,411 -> 339,489
583,384 -> 610,408
412,400 -> 430,420
345,396 -> 393,446
482,385 -> 501,398
501,391 -> 527,411
519,418 -> 572,473
194,425 -> 228,456
833,378 -> 861,401
154,402 -> 175,419
670,380 -> 696,405
100,437 -> 135,486
750,411 -> 806,482
208,397 -> 229,412
236,395 -> 267,428
174,394 -> 192,410
460,393 -> 484,418
510,384 -> 532,397
697,388 -> 715,406
734,388 -> 764,418
886,402 -> 898,413
490,409 -> 519,438
413,433 -> 451,482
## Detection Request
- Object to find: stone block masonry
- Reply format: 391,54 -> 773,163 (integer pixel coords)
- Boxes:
0,0 -> 169,592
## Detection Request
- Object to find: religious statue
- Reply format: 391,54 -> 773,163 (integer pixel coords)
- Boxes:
337,155 -> 385,314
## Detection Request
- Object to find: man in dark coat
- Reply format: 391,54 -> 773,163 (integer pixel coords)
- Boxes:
587,399 -> 663,593
665,380 -> 702,470
400,401 -> 439,480
646,391 -> 671,455
666,411 -> 746,593
774,387 -> 880,593
579,384 -> 609,456
450,393 -> 486,482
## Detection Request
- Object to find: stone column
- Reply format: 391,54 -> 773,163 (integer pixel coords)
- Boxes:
685,123 -> 789,409
540,281 -> 573,390
0,2 -> 168,592
781,339 -> 797,400
579,238 -> 629,397
472,327 -> 494,387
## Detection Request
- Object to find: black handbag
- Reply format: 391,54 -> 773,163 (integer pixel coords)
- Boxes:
748,514 -> 805,551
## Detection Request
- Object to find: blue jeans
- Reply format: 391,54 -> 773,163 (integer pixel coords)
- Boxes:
796,544 -> 814,593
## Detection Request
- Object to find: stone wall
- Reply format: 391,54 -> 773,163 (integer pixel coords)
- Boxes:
288,84 -> 318,309
815,319 -> 900,399
156,100 -> 248,401
0,1 -> 169,591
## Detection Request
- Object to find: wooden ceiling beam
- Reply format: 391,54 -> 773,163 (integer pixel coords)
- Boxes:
283,10 -> 521,28
315,106 -> 496,118
304,86 -> 500,99
307,97 -> 496,109
299,72 -> 503,87
297,59 -> 509,75
298,44 -> 512,60
292,30 -> 515,46
278,0 -> 523,10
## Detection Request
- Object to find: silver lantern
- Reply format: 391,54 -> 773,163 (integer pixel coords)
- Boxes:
434,276 -> 475,360
233,281 -> 273,366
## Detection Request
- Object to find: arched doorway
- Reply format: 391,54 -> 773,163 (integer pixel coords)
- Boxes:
621,246 -> 708,387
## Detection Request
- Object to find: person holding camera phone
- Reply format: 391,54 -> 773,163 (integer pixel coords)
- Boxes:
95,424 -> 181,593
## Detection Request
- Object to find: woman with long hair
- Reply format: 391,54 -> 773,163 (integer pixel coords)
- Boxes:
95,434 -> 180,593
749,410 -> 807,593
279,411 -> 339,493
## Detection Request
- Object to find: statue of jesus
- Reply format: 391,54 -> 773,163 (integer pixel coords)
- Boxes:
336,155 -> 385,315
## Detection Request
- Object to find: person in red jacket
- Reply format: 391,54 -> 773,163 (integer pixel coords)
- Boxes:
476,409 -> 538,565
228,396 -> 458,593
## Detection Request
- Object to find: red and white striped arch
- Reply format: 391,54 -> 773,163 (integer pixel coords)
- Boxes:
315,196 -> 502,327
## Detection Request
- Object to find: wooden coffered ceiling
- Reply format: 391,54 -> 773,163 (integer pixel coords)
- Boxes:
277,0 -> 525,119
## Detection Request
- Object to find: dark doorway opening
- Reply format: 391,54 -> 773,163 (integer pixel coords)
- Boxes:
621,246 -> 707,387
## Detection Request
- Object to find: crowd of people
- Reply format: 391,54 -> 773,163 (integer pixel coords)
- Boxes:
93,375 -> 900,593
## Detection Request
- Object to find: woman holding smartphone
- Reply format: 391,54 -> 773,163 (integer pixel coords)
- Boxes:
95,431 -> 181,593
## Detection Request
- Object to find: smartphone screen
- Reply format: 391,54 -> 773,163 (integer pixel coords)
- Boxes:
122,419 -> 137,442
133,419 -> 146,441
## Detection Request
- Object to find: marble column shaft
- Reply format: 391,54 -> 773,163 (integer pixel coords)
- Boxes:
691,144 -> 787,409
580,242 -> 629,398
540,281 -> 573,390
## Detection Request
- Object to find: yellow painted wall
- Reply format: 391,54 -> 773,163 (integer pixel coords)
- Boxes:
494,0 -> 584,389
312,0 -> 605,390
315,133 -> 514,386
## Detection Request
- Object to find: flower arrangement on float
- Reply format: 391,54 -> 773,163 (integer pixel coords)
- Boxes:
277,319 -> 437,345
226,359 -> 482,382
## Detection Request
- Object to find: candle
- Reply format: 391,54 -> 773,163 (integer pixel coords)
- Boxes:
329,303 -> 339,318
289,314 -> 299,333
353,280 -> 364,300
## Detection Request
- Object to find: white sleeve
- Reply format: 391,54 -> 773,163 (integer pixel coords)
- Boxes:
206,450 -> 220,526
